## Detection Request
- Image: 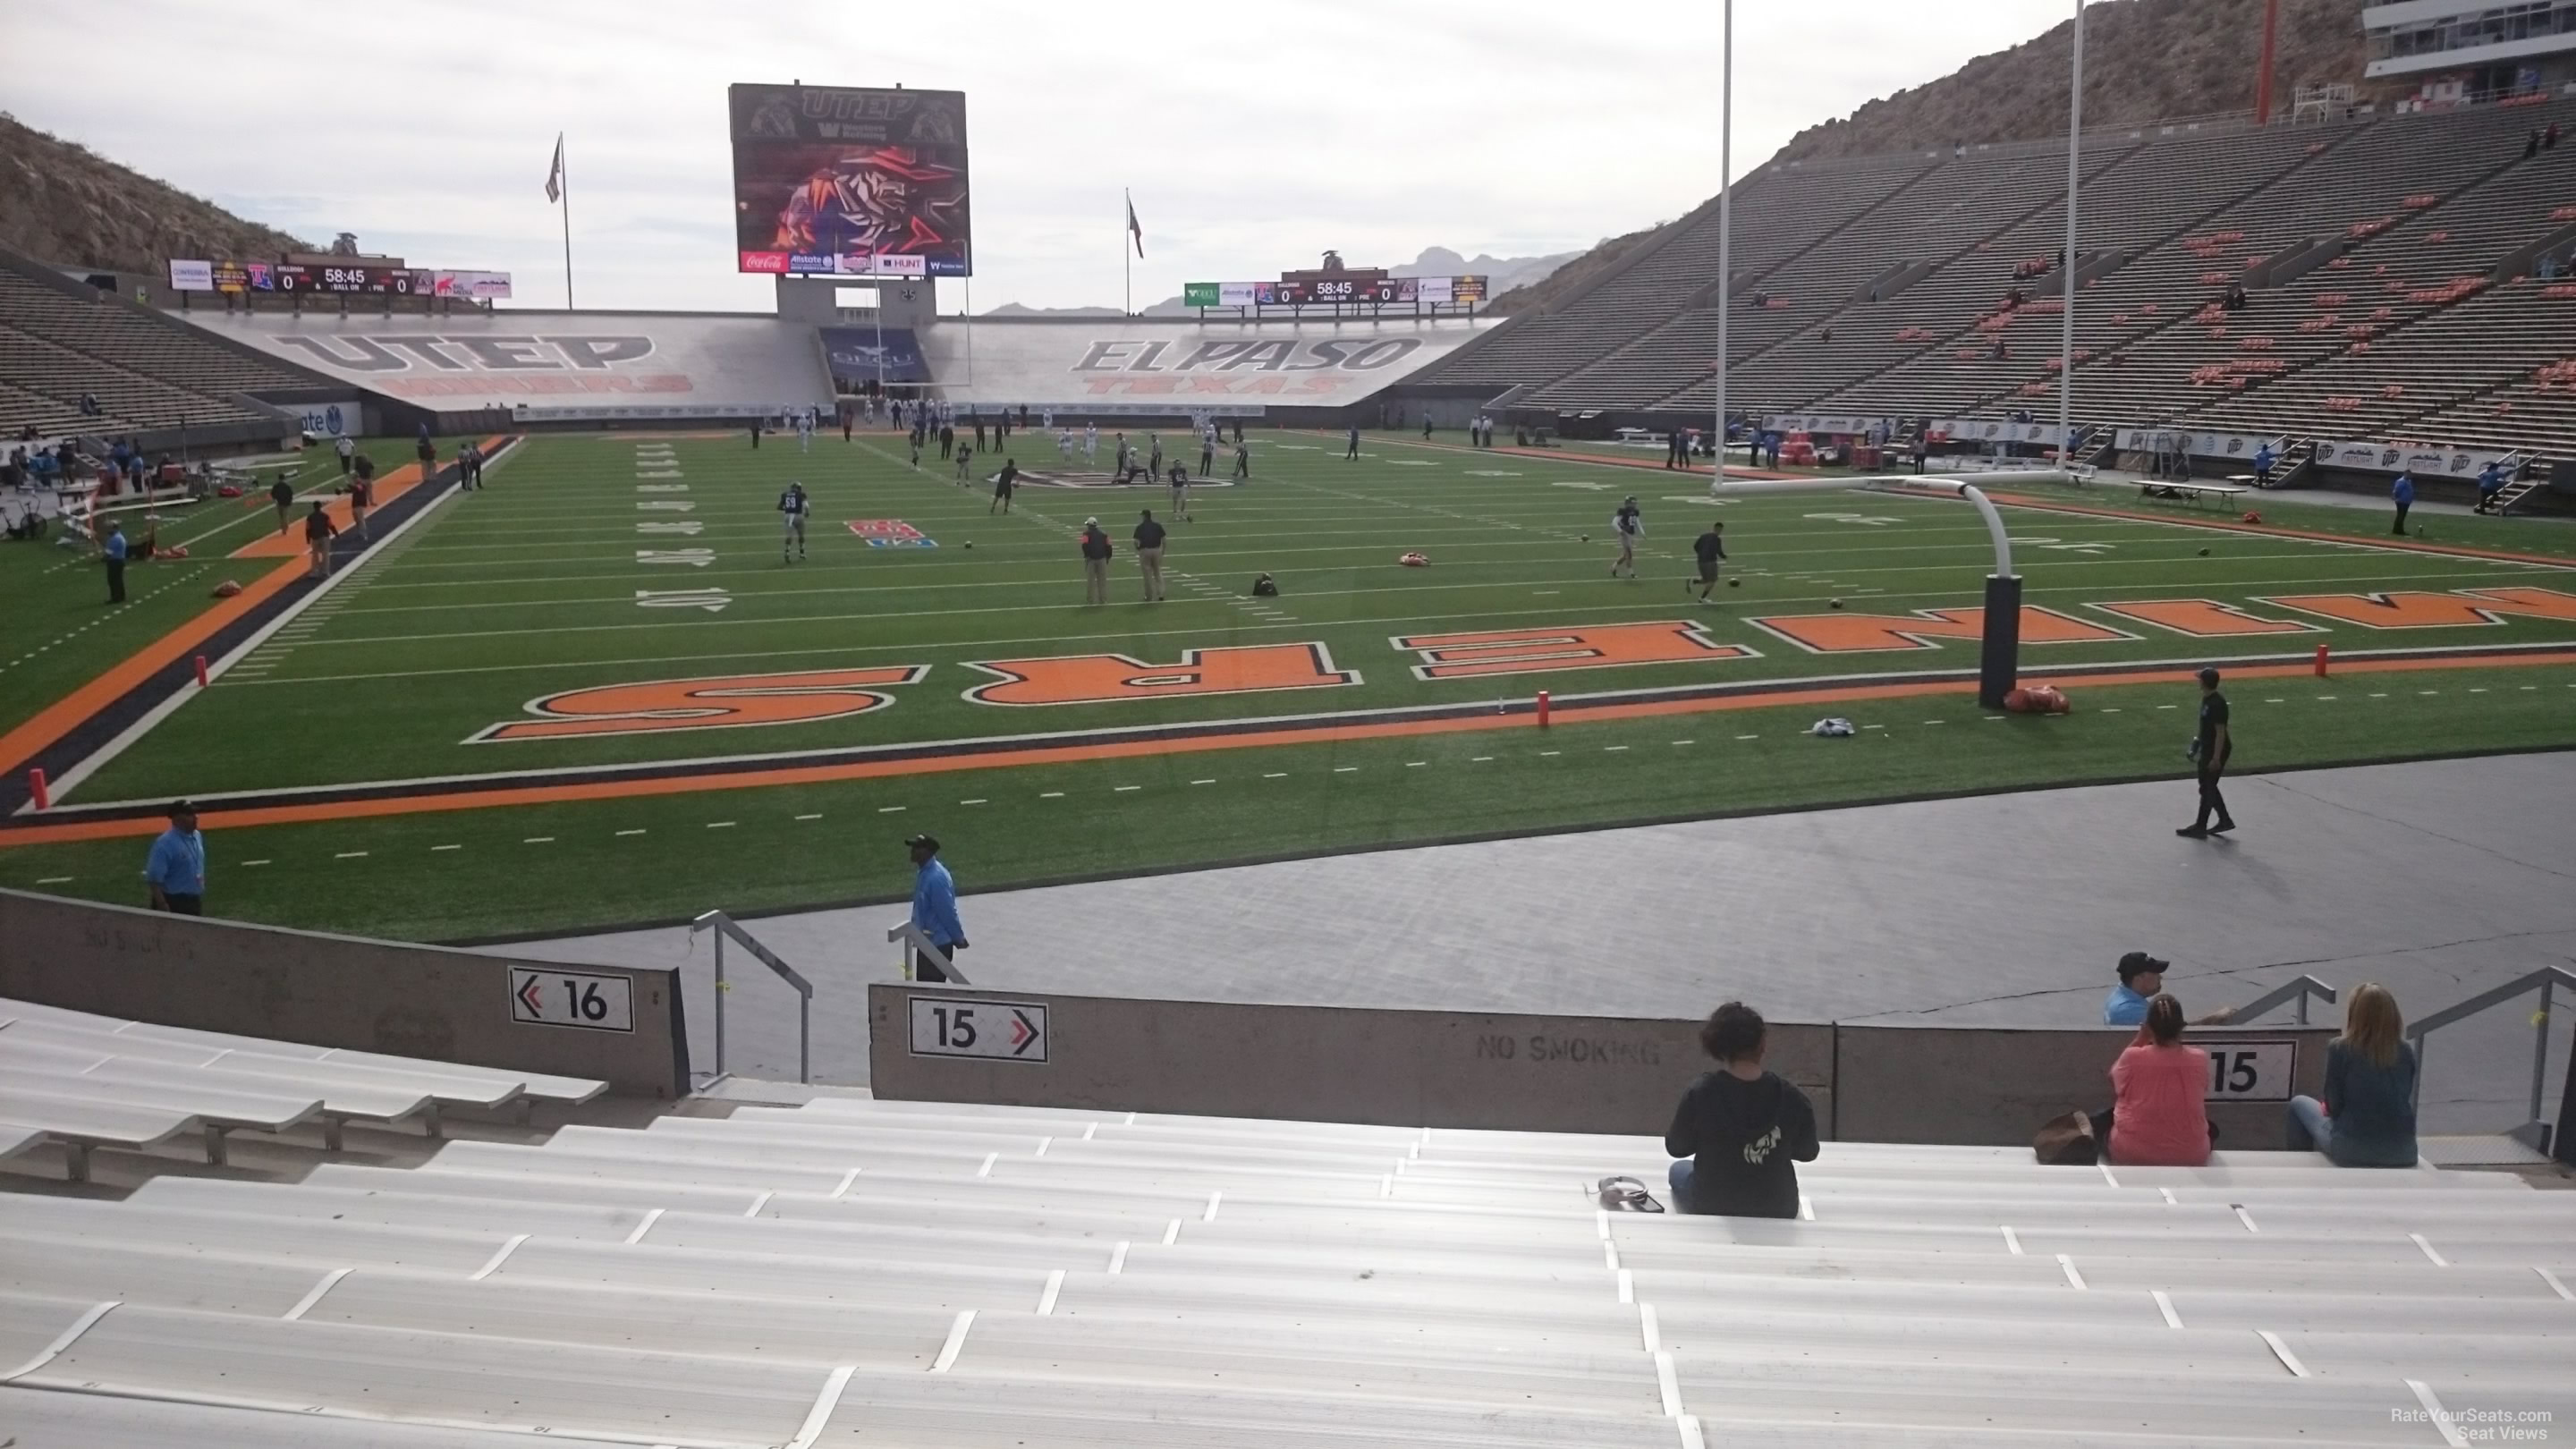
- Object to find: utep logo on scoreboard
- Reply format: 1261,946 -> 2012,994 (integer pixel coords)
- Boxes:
849,519 -> 936,548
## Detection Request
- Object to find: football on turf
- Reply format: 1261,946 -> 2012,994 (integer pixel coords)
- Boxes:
2197,547 -> 2209,555
1580,534 -> 1589,542
1829,598 -> 1844,608
1728,578 -> 1741,587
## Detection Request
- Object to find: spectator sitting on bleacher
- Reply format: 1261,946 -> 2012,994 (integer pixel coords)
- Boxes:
2101,995 -> 2213,1167
2287,983 -> 2419,1166
79,392 -> 101,417
1663,1001 -> 1820,1218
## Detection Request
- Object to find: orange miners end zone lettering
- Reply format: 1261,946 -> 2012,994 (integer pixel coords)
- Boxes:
965,643 -> 1357,707
2089,599 -> 2324,638
1394,622 -> 1758,681
470,666 -> 929,743
1752,606 -> 2135,655
2259,586 -> 2576,631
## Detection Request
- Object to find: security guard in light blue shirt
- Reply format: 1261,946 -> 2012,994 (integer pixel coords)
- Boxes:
907,834 -> 966,982
146,800 -> 207,915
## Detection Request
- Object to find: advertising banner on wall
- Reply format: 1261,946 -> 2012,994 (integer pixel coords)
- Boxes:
167,259 -> 215,292
1182,283 -> 1220,308
2113,427 -> 2282,461
2318,440 -> 2517,478
432,270 -> 515,301
285,398 -> 366,436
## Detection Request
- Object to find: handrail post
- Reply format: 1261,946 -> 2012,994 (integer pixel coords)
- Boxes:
712,928 -> 726,1080
2530,977 -> 2555,1135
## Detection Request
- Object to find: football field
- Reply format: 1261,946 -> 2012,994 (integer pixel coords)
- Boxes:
5,428 -> 2574,941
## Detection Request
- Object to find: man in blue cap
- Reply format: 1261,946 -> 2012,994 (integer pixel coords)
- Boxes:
906,834 -> 967,982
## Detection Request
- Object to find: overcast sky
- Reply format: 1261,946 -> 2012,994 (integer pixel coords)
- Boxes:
11,0 -> 2087,313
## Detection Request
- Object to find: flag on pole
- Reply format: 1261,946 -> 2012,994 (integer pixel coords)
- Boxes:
545,134 -> 565,204
1125,192 -> 1144,258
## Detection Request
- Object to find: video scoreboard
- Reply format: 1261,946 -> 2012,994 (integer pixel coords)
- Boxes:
1183,275 -> 1488,308
169,260 -> 508,298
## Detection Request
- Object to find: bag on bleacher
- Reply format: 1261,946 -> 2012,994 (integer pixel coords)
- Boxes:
2031,1109 -> 2099,1166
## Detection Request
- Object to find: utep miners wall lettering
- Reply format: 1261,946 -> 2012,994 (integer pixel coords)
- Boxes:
470,666 -> 929,742
963,644 -> 1358,707
1394,622 -> 1758,681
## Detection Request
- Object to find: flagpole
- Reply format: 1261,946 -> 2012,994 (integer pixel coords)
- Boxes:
557,133 -> 576,310
1123,190 -> 1132,316
2058,0 -> 2083,469
1713,0 -> 1733,482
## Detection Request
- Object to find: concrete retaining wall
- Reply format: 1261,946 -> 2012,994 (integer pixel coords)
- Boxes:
868,984 -> 1830,1135
869,983 -> 2334,1148
0,889 -> 686,1097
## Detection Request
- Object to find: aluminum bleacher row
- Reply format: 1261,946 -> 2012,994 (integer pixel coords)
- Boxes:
0,998 -> 604,1178
1427,99 -> 2576,460
0,252 -> 313,437
3,1009 -> 2572,1446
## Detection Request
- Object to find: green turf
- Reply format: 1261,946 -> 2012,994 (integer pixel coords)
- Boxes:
0,437 -> 423,740
4,427 -> 2573,939
5,663 -> 2571,941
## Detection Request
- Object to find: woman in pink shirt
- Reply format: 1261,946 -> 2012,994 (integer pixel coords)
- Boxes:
2106,995 -> 2211,1166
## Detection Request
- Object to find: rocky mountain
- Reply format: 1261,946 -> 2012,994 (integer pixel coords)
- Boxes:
1776,0 -> 2369,165
0,113 -> 311,272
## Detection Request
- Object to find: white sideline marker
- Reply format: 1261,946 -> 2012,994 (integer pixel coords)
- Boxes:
786,1366 -> 855,1449
2056,1253 -> 2087,1290
1081,1123 -> 1097,1140
1616,1268 -> 1634,1304
1161,1218 -> 1182,1246
1639,1302 -> 1662,1353
2408,1379 -> 2472,1448
2001,1225 -> 2024,1255
1654,1350 -> 1682,1417
2159,1188 -> 2179,1206
0,1301 -> 118,1383
623,1208 -> 665,1244
2411,1233 -> 2448,1266
1107,1241 -> 1130,1275
470,1233 -> 530,1281
1604,1241 -> 1621,1271
744,1190 -> 774,1217
2234,1207 -> 2259,1233
1202,1191 -> 1222,1223
282,1267 -> 352,1322
930,1310 -> 975,1372
1677,1414 -> 1707,1449
830,1169 -> 860,1199
2539,1267 -> 2575,1301
1035,1136 -> 1052,1157
2258,1329 -> 2309,1378
1037,1270 -> 1064,1316
2153,1290 -> 2183,1329
976,1152 -> 997,1179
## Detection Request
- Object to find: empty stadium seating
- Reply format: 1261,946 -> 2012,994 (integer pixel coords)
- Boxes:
0,252 -> 315,437
3,1002 -> 2572,1447
1427,99 -> 2576,461
0,998 -> 605,1175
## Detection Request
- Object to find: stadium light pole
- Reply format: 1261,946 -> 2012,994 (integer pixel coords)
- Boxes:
1711,0 -> 1733,481
2057,0 -> 2084,469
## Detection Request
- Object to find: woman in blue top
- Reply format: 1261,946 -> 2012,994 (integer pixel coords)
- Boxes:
2287,983 -> 2418,1166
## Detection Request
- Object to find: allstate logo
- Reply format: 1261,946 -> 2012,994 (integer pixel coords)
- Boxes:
325,405 -> 344,434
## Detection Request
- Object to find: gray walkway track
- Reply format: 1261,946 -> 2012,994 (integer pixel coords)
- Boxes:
505,752 -> 2576,1132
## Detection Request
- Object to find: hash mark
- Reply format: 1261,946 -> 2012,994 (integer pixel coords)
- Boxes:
708,821 -> 738,828
1113,786 -> 1140,792
795,813 -> 823,820
1041,791 -> 1065,798
431,844 -> 461,852
879,805 -> 909,811
961,799 -> 987,806
523,836 -> 555,844
334,851 -> 369,859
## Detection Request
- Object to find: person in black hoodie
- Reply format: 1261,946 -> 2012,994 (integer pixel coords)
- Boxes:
1664,1002 -> 1819,1217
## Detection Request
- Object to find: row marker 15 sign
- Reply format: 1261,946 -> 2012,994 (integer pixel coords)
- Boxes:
910,996 -> 1048,1063
2204,1039 -> 2295,1102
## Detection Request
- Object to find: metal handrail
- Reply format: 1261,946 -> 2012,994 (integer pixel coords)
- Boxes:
690,910 -> 815,1085
887,923 -> 972,987
2408,963 -> 2572,1155
2226,974 -> 2337,1026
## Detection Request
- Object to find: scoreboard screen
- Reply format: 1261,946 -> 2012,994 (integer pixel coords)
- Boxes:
1258,278 -> 1410,306
269,263 -> 431,295
730,83 -> 973,278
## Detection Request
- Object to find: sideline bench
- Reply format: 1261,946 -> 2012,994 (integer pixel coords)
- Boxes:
2133,479 -> 2249,507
